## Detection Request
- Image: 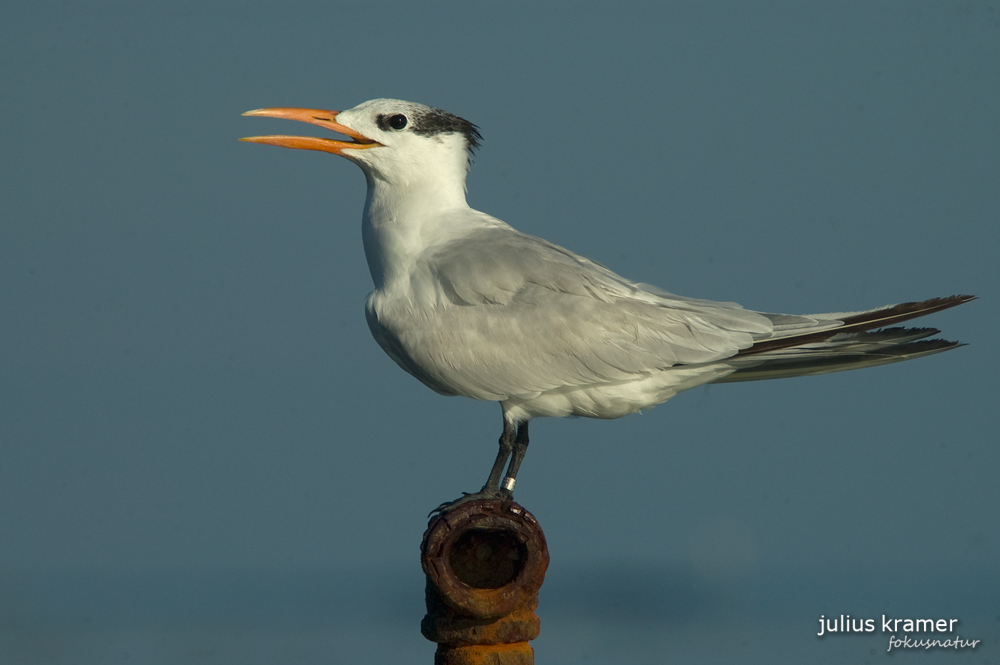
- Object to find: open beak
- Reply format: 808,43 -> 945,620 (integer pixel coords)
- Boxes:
240,107 -> 381,155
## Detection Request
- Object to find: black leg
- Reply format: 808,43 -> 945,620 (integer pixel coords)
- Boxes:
429,416 -> 527,517
481,418 -> 516,493
499,422 -> 529,497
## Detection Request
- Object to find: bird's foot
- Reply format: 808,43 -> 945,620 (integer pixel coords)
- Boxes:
428,487 -> 513,518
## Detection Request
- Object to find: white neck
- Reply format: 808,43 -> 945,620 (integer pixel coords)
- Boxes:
361,166 -> 474,291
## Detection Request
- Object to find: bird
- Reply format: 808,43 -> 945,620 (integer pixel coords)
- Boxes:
241,98 -> 973,510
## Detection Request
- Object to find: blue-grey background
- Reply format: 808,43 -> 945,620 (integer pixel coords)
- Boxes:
2,2 -> 997,663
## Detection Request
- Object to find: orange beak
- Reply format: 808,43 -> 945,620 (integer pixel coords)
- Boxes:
240,107 -> 381,155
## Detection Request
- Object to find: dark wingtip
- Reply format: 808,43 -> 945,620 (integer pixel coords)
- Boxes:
741,295 -> 974,357
839,294 -> 976,328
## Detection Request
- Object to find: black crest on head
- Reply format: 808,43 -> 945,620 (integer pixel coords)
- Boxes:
411,108 -> 482,150
377,107 -> 482,153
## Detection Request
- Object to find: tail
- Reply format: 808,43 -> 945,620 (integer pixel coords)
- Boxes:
716,295 -> 974,383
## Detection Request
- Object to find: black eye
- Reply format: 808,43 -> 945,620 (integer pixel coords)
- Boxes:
388,114 -> 408,130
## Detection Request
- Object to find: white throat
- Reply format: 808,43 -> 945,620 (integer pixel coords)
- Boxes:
358,145 -> 475,291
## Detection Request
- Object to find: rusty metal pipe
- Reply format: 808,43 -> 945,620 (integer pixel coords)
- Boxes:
421,500 -> 549,665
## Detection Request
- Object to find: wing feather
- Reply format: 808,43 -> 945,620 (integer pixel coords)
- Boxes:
368,227 -> 774,401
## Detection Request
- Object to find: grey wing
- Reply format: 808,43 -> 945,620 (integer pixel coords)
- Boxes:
371,226 -> 776,401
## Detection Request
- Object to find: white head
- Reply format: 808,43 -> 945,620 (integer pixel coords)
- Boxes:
243,99 -> 486,288
242,98 -> 481,194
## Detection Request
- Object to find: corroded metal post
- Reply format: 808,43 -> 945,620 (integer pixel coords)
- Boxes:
421,500 -> 549,665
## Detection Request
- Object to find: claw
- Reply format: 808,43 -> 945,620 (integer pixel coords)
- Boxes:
428,492 -> 471,517
428,488 -> 512,518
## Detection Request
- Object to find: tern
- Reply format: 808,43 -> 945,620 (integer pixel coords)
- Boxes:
242,99 -> 972,508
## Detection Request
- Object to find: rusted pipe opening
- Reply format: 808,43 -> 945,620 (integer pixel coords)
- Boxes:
421,499 -> 549,665
422,500 -> 548,620
449,528 -> 527,589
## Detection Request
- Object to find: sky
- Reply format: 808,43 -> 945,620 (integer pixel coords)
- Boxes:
1,2 -> 998,663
